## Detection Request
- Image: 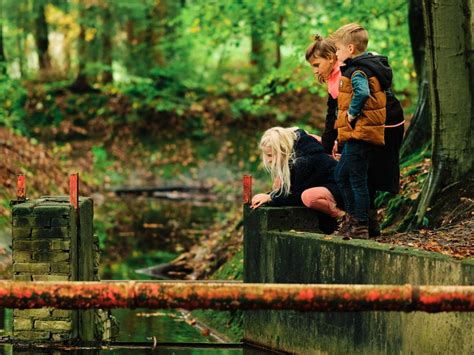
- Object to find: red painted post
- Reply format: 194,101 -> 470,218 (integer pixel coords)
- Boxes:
243,175 -> 252,205
70,173 -> 79,209
16,174 -> 26,201
0,281 -> 472,312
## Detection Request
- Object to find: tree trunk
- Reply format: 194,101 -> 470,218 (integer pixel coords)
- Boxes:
414,0 -> 474,226
274,15 -> 283,68
70,9 -> 94,92
101,6 -> 113,84
34,0 -> 51,73
0,0 -> 7,75
400,0 -> 432,160
250,26 -> 263,68
250,19 -> 265,83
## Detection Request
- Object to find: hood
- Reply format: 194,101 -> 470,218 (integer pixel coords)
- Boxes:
294,129 -> 324,157
348,53 -> 393,90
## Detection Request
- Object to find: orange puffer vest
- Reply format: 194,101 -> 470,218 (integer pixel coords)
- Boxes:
335,70 -> 387,146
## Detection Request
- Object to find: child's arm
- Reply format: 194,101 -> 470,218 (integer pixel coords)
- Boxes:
348,71 -> 370,122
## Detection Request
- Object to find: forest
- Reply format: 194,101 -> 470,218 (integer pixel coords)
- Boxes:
0,0 -> 472,301
0,0 -> 472,346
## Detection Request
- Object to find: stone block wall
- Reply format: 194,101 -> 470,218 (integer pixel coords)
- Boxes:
243,206 -> 474,354
11,196 -> 117,343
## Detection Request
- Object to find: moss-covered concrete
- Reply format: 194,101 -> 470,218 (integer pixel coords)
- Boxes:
192,249 -> 244,342
243,206 -> 474,354
11,196 -> 117,343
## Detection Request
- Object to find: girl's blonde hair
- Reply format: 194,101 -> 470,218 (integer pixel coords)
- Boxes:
259,127 -> 298,196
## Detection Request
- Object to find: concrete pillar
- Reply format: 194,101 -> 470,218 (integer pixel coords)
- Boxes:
11,196 -> 117,343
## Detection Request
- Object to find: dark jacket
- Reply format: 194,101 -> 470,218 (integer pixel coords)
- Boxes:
336,53 -> 393,145
368,92 -> 404,194
268,129 -> 343,207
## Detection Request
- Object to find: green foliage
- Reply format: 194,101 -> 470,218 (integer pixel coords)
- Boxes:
0,77 -> 27,133
0,0 -> 416,128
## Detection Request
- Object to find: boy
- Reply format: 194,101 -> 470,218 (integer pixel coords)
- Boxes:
330,23 -> 393,239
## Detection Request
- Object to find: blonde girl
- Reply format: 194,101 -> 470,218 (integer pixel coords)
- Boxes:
251,127 -> 344,230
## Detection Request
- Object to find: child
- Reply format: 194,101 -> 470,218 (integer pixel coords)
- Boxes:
305,34 -> 405,237
330,23 -> 393,239
251,127 -> 344,234
305,34 -> 341,156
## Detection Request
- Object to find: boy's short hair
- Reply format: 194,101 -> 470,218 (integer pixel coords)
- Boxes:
330,23 -> 368,53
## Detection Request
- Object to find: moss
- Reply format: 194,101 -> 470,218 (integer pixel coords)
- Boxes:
376,144 -> 432,232
191,249 -> 244,342
400,143 -> 431,168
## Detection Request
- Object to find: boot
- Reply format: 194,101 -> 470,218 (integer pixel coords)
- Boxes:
368,209 -> 381,238
337,213 -> 354,239
350,220 -> 369,240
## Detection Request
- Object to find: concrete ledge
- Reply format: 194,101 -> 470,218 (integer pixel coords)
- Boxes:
243,206 -> 474,354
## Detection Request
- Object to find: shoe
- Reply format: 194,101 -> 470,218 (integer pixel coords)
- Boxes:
318,212 -> 337,234
337,213 -> 354,238
368,209 -> 381,238
350,220 -> 369,240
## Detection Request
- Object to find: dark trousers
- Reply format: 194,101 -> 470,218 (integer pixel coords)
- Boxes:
334,140 -> 373,223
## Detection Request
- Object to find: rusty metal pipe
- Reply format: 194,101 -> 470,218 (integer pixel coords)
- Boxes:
0,281 -> 472,312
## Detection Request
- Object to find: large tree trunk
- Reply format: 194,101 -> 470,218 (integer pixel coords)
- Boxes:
0,0 -> 6,75
400,0 -> 431,160
414,0 -> 474,226
34,0 -> 52,73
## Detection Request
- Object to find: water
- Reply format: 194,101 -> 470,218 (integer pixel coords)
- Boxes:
95,195 -> 241,350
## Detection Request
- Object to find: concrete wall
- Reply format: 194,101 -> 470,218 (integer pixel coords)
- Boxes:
11,196 -> 117,343
243,206 -> 474,354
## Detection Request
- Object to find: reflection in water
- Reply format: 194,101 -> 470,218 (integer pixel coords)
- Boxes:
98,196 -> 227,281
95,195 -> 237,348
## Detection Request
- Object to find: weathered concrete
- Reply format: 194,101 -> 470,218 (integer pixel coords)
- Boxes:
11,196 -> 117,343
243,206 -> 474,354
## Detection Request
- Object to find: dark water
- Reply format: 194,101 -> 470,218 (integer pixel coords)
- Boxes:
95,195 -> 241,349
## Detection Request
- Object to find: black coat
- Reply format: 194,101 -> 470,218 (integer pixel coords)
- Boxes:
368,93 -> 405,194
268,129 -> 343,207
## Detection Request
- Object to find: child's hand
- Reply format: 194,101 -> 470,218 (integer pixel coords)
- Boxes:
332,141 -> 341,160
332,141 -> 338,157
251,193 -> 271,209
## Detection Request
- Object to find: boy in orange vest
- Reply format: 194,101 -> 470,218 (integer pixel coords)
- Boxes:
330,23 -> 393,239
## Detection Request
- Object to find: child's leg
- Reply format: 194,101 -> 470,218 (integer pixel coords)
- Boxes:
347,141 -> 372,224
301,187 -> 344,218
334,147 -> 355,217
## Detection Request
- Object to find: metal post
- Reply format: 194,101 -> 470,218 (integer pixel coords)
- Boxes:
70,173 -> 79,209
16,174 -> 26,201
243,175 -> 252,205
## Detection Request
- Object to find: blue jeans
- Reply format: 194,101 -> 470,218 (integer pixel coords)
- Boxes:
334,140 -> 373,223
